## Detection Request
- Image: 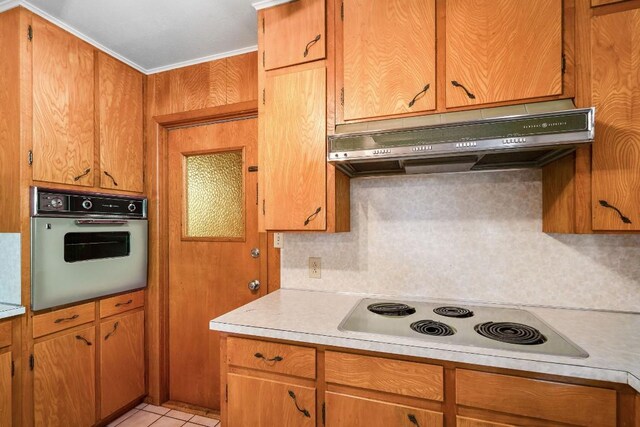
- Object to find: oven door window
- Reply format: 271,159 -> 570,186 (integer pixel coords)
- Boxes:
64,232 -> 131,262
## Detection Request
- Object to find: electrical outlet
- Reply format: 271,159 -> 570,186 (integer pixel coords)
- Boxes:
273,233 -> 283,248
309,257 -> 321,279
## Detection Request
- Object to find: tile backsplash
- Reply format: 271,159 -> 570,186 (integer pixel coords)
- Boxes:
281,169 -> 640,312
0,233 -> 21,305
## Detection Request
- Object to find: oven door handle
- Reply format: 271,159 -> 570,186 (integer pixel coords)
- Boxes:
75,219 -> 129,226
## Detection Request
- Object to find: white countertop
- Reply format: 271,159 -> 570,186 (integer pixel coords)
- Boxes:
0,303 -> 25,320
210,289 -> 640,393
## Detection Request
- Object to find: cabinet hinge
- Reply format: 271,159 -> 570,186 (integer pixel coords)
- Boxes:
340,88 -> 344,106
262,17 -> 265,34
28,150 -> 33,166
262,51 -> 266,68
27,25 -> 32,41
262,199 -> 266,215
29,354 -> 34,371
225,384 -> 228,402
561,54 -> 566,74
11,360 -> 15,377
263,88 -> 266,105
341,2 -> 344,20
322,402 -> 326,425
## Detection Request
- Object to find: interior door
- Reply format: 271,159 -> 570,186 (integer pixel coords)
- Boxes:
168,117 -> 263,410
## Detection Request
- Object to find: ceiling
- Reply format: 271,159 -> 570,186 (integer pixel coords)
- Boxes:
0,0 -> 264,74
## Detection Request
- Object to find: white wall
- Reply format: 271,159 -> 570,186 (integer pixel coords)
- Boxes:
280,169 -> 640,312
0,233 -> 21,305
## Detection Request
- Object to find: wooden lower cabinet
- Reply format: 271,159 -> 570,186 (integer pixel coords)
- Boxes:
33,326 -> 96,427
227,373 -> 316,427
100,310 -> 145,418
457,417 -> 513,427
0,351 -> 11,426
325,392 -> 443,427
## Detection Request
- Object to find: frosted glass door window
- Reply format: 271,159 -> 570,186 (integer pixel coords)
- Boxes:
185,150 -> 244,239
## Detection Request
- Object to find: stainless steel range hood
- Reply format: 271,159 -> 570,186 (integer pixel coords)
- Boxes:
328,100 -> 594,177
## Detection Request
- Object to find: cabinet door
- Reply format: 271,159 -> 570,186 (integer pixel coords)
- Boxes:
100,310 -> 145,419
342,0 -> 436,121
227,374 -> 316,427
445,0 -> 563,108
263,62 -> 326,230
34,327 -> 95,427
32,16 -> 95,186
0,352 -> 10,427
98,52 -> 144,193
325,392 -> 443,427
457,417 -> 514,427
591,8 -> 640,231
263,0 -> 325,70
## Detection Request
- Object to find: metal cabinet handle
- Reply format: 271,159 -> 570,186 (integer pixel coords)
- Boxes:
104,321 -> 119,341
104,171 -> 119,186
304,207 -> 322,226
254,352 -> 283,363
408,414 -> 420,426
451,80 -> 476,100
75,335 -> 92,346
74,168 -> 91,182
288,390 -> 311,418
303,34 -> 321,57
599,200 -> 632,224
408,84 -> 430,107
54,314 -> 79,324
115,299 -> 133,307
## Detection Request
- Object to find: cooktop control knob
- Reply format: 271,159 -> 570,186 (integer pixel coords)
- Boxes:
50,197 -> 63,209
128,203 -> 137,212
82,199 -> 93,210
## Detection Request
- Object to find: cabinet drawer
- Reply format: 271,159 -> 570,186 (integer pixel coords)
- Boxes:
33,302 -> 95,338
100,290 -> 144,318
456,370 -> 616,427
325,351 -> 443,401
227,337 -> 316,379
457,416 -> 514,427
0,321 -> 11,349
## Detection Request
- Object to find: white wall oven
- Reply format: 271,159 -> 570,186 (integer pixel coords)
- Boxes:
31,187 -> 148,311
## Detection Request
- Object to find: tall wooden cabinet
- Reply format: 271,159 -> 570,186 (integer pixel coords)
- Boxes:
0,351 -> 11,426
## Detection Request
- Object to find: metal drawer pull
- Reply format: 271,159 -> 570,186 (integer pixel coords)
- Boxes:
73,168 -> 91,182
254,352 -> 283,363
304,207 -> 322,226
115,299 -> 133,307
104,171 -> 119,186
599,200 -> 632,224
408,414 -> 420,426
303,34 -> 321,57
408,84 -> 430,108
54,314 -> 79,324
451,80 -> 476,100
104,321 -> 119,341
75,335 -> 92,346
288,390 -> 311,418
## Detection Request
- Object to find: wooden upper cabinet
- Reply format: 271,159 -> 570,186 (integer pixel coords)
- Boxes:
445,0 -> 563,108
263,62 -> 327,231
342,0 -> 436,121
592,0 -> 627,6
33,327 -> 96,427
98,53 -> 144,193
591,8 -> 640,231
0,352 -> 10,427
263,0 -> 326,70
32,16 -> 95,186
100,310 -> 145,419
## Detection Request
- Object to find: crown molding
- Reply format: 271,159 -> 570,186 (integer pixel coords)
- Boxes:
252,0 -> 295,11
146,45 -> 258,74
0,0 -> 20,13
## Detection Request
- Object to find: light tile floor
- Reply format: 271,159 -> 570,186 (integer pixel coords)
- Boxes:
107,403 -> 220,427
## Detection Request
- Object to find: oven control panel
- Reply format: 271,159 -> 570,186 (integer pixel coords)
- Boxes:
32,187 -> 147,218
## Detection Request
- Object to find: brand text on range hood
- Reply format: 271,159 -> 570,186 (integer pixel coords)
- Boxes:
328,101 -> 594,177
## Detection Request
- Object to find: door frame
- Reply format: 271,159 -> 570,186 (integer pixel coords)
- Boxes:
145,99 -> 278,407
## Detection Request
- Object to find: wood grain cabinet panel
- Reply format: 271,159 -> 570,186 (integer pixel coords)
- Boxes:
98,52 -> 144,193
591,8 -> 640,231
456,370 -> 617,427
263,62 -> 327,231
342,0 -> 436,121
445,0 -> 563,108
32,302 -> 95,338
227,337 -> 316,379
325,351 -> 443,401
32,15 -> 95,186
168,59 -> 227,113
100,290 -> 145,318
33,327 -> 95,427
263,0 -> 325,70
325,392 -> 443,427
457,417 -> 514,427
592,0 -> 628,6
227,52 -> 258,104
0,321 -> 10,349
227,373 -> 316,427
100,310 -> 145,419
0,352 -> 10,427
